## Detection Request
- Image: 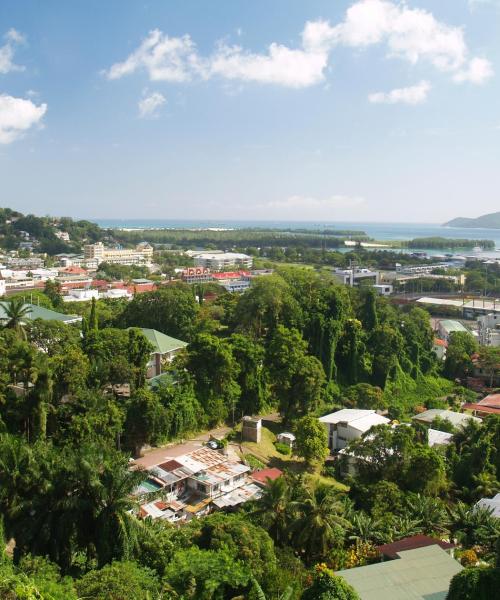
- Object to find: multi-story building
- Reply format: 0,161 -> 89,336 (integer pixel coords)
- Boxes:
332,267 -> 379,287
84,242 -> 153,266
477,313 -> 500,347
191,251 -> 253,271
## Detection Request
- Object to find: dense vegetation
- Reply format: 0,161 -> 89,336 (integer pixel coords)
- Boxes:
404,237 -> 494,250
0,208 -> 106,254
1,252 -> 499,596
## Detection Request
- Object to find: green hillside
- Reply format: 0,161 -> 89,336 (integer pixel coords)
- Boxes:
444,211 -> 500,229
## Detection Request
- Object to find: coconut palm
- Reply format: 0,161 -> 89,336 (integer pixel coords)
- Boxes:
448,501 -> 500,550
289,483 -> 350,562
1,298 -> 31,339
252,476 -> 292,545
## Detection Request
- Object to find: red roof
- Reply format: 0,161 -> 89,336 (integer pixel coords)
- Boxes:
434,338 -> 448,348
376,535 -> 454,559
60,266 -> 88,275
478,393 -> 500,408
157,459 -> 184,473
462,403 -> 500,415
251,468 -> 283,485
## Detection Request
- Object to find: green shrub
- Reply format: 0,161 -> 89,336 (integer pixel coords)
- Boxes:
275,442 -> 291,455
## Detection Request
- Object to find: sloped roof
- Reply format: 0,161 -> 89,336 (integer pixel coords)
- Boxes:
0,302 -> 81,324
337,545 -> 463,600
319,409 -> 390,432
412,409 -> 481,427
475,493 -> 500,517
140,328 -> 187,354
376,535 -> 454,560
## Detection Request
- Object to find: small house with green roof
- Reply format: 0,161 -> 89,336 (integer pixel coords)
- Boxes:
139,328 -> 188,379
0,302 -> 82,325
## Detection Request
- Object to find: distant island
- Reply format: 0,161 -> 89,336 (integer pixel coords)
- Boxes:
444,211 -> 500,229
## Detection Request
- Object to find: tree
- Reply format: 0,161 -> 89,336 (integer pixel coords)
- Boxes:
267,326 -> 325,423
124,388 -> 168,457
127,328 -> 154,389
163,546 -> 250,599
477,346 -> 500,387
368,324 -> 405,388
345,383 -> 386,411
289,483 -> 349,562
44,280 -> 63,309
447,566 -> 500,600
76,561 -> 161,600
253,476 -> 291,546
294,416 -> 328,467
301,564 -> 360,600
185,333 -> 240,425
359,288 -> 378,331
230,333 -> 268,417
119,286 -> 198,341
0,297 -> 31,339
336,319 -> 367,386
444,332 -> 478,380
234,275 -> 302,338
89,296 -> 99,331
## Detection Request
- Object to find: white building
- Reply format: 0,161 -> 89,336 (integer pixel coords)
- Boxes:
412,409 -> 481,429
84,242 -> 153,266
191,252 -> 253,271
319,409 -> 390,452
63,288 -> 99,303
477,313 -> 500,347
475,493 -> 500,518
332,268 -> 379,287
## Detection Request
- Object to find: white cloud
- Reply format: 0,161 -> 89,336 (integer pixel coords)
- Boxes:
368,80 -> 431,104
105,1 -> 492,91
208,42 -> 328,88
453,57 -> 494,84
138,91 -> 166,117
106,29 -> 201,82
0,94 -> 47,144
0,28 -> 26,74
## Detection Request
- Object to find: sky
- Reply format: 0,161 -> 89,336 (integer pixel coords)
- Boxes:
0,0 -> 499,223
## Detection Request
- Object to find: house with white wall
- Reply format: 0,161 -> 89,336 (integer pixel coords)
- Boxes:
319,409 -> 390,452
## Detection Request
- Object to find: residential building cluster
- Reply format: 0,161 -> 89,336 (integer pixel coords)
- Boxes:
134,447 -> 263,523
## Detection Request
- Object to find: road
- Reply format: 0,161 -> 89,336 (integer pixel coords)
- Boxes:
132,412 -> 281,469
133,425 -> 232,468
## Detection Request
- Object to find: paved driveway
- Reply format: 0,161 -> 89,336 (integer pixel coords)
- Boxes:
133,425 -> 232,468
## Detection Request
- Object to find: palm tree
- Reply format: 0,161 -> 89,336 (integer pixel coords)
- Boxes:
289,483 -> 350,562
406,494 -> 449,535
448,501 -> 500,550
348,512 -> 386,545
472,471 -> 500,501
389,516 -> 423,541
252,476 -> 291,545
1,298 -> 31,339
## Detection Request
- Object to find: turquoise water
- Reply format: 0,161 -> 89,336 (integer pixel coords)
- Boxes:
94,219 -> 500,245
93,219 -> 500,257
139,479 -> 162,493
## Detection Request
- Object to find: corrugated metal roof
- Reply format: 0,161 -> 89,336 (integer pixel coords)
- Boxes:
139,328 -> 188,354
337,546 -> 462,600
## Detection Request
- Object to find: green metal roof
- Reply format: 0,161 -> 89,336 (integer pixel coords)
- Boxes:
0,302 -> 81,324
140,328 -> 187,354
337,546 -> 463,600
439,320 -> 469,333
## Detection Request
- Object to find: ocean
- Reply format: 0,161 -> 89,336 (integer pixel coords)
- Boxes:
93,219 -> 500,258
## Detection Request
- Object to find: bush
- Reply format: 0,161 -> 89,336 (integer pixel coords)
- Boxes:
245,454 -> 266,470
275,442 -> 291,455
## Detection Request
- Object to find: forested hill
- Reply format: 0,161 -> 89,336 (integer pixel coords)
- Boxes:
0,207 -> 106,253
444,211 -> 500,229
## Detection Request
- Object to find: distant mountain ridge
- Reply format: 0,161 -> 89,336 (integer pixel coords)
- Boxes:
444,211 -> 500,229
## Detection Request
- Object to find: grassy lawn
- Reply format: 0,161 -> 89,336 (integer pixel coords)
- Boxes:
236,422 -> 348,492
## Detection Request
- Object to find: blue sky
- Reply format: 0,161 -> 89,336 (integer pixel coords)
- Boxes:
0,0 -> 499,223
